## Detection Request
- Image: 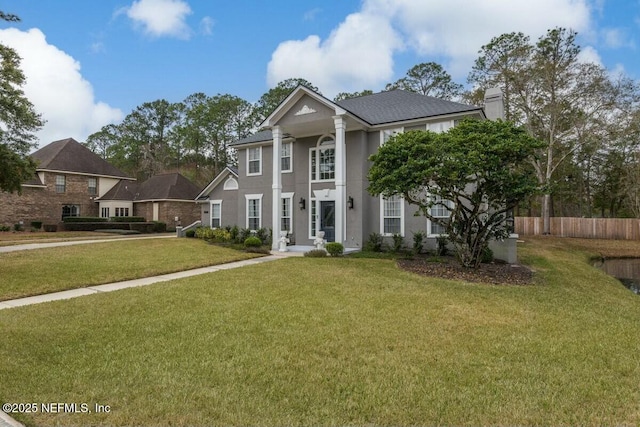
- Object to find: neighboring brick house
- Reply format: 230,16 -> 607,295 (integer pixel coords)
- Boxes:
0,138 -> 135,227
0,138 -> 202,229
98,173 -> 201,228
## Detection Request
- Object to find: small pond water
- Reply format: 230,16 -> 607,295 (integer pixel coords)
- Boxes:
595,258 -> 640,295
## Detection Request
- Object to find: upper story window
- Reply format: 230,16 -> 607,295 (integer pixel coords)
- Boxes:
223,176 -> 238,190
247,146 -> 262,176
55,175 -> 66,193
427,121 -> 454,133
310,135 -> 335,182
281,142 -> 292,173
88,177 -> 97,195
380,128 -> 403,146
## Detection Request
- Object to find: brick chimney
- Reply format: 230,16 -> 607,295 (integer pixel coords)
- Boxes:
484,87 -> 504,121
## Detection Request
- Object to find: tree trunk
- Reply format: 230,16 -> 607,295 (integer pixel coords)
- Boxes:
542,193 -> 551,234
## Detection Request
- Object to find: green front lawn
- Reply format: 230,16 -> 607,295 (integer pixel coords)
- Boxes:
1,238 -> 639,426
0,238 -> 262,301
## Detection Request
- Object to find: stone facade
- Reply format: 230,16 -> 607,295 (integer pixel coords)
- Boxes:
0,172 -> 99,227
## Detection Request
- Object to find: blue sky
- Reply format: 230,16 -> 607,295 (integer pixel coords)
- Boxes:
0,0 -> 638,148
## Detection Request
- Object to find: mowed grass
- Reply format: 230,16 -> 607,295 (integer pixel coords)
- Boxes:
1,237 -> 640,426
0,231 -> 122,246
0,238 -> 262,301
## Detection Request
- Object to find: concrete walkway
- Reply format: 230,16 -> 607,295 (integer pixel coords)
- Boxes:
0,254 -> 282,310
0,234 -> 174,253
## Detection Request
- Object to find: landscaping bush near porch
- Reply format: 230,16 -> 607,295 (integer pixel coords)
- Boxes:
1,238 -> 640,426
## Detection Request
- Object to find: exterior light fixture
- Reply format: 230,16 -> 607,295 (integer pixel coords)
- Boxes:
299,197 -> 306,210
348,196 -> 354,209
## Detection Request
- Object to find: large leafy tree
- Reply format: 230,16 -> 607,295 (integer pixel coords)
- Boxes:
469,28 -> 634,231
0,12 -> 45,193
334,90 -> 373,102
386,62 -> 463,100
368,119 -> 543,268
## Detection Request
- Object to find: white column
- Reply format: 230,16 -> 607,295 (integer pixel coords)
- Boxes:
333,116 -> 346,244
271,126 -> 282,250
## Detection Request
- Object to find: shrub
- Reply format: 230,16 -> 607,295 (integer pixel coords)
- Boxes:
43,224 -> 57,232
152,221 -> 167,233
244,236 -> 262,247
256,228 -> 271,246
304,249 -> 327,257
129,222 -> 156,233
195,227 -> 213,240
210,228 -> 232,243
63,217 -> 107,223
185,229 -> 196,238
325,242 -> 344,257
30,221 -> 42,230
225,225 -> 240,242
436,235 -> 449,256
237,228 -> 252,244
481,246 -> 494,264
110,216 -> 145,222
0,225 -> 10,232
13,223 -> 23,232
365,232 -> 384,252
412,231 -> 425,255
392,234 -> 404,252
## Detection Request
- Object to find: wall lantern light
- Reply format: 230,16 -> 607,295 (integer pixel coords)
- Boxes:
348,196 -> 354,209
299,197 -> 306,210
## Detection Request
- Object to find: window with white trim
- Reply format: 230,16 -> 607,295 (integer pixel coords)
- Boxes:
115,207 -> 130,217
247,147 -> 262,176
223,177 -> 238,190
310,136 -> 335,181
87,177 -> 97,195
245,194 -> 262,231
427,121 -> 454,133
381,195 -> 404,236
429,196 -> 454,236
380,128 -> 403,146
211,201 -> 222,228
281,193 -> 293,233
281,142 -> 292,173
55,175 -> 66,193
101,207 -> 110,218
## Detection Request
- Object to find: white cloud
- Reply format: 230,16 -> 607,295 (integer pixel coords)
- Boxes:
0,28 -> 123,148
601,27 -> 634,49
125,0 -> 192,39
578,45 -> 603,65
267,11 -> 403,97
200,16 -> 214,36
267,0 -> 595,96
303,8 -> 322,22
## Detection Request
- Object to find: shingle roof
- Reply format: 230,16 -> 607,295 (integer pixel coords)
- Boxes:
31,138 -> 132,179
231,89 -> 483,146
99,181 -> 139,201
335,90 -> 482,125
135,173 -> 201,201
99,173 -> 201,202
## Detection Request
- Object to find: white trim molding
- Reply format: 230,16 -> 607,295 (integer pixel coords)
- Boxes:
245,193 -> 263,231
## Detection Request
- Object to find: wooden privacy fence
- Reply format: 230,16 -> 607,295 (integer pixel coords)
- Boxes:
515,217 -> 640,240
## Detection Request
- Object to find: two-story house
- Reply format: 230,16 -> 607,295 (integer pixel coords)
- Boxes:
196,86 -> 515,261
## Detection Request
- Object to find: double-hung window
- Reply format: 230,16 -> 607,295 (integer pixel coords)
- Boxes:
87,177 -> 97,195
429,196 -> 454,236
247,147 -> 262,176
211,201 -> 222,228
246,194 -> 262,231
381,195 -> 404,236
281,142 -> 292,173
55,175 -> 66,193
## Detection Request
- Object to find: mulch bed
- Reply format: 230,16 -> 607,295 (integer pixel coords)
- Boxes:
397,257 -> 534,285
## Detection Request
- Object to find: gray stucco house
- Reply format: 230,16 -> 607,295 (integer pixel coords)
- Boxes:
196,85 -> 515,260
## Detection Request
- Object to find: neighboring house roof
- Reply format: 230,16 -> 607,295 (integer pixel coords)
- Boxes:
135,173 -> 201,201
195,167 -> 239,201
99,180 -> 139,201
99,173 -> 200,202
31,138 -> 133,179
231,88 -> 483,146
335,90 -> 483,125
22,174 -> 46,187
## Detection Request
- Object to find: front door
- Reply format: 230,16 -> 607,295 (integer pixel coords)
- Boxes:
320,201 -> 335,242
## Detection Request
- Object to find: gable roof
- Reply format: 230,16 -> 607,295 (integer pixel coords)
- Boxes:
335,90 -> 483,125
99,173 -> 201,202
31,138 -> 133,179
232,88 -> 483,146
195,166 -> 239,201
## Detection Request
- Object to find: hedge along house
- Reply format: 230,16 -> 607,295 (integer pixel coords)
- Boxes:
98,172 -> 202,228
0,138 -> 135,227
197,86 -> 516,261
